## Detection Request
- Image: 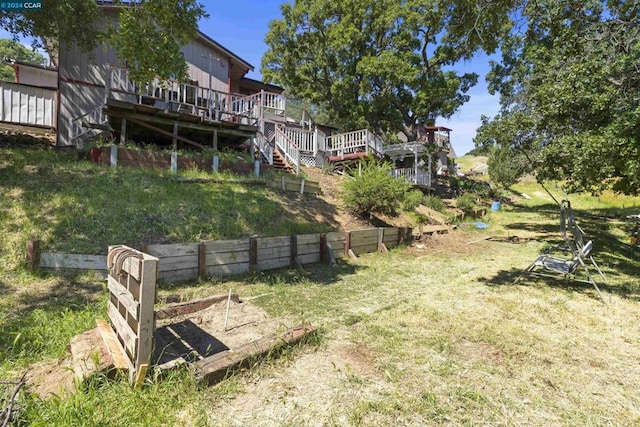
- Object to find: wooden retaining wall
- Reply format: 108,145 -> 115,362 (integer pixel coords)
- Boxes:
28,226 -> 411,282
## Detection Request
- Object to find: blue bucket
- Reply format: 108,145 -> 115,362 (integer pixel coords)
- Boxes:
491,200 -> 501,212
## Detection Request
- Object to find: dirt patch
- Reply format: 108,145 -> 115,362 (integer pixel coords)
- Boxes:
456,339 -> 506,366
25,357 -> 76,398
302,167 -> 372,231
154,299 -> 293,369
406,229 -> 490,257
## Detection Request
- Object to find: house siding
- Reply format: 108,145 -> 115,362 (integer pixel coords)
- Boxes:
181,40 -> 229,93
16,66 -> 57,88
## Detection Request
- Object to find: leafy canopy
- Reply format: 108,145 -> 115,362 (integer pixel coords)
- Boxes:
475,0 -> 640,194
0,0 -> 207,84
262,0 -> 512,138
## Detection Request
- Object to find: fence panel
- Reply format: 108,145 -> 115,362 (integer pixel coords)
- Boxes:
0,81 -> 56,127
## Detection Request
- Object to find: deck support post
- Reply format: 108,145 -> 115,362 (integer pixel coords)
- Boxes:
119,118 -> 127,145
110,144 -> 118,168
212,130 -> 219,173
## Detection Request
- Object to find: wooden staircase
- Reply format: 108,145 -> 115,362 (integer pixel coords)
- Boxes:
272,148 -> 294,174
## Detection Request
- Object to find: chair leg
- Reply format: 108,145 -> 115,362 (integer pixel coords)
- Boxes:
514,262 -> 537,284
578,258 -> 607,305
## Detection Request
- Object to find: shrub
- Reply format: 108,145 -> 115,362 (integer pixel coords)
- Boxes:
456,193 -> 476,214
342,158 -> 411,217
402,190 -> 424,212
423,195 -> 446,212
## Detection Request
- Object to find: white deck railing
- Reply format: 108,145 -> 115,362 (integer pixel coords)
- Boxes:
275,125 -> 300,175
326,129 -> 383,158
0,81 -> 56,128
106,66 -> 284,126
392,168 -> 431,187
283,127 -> 315,154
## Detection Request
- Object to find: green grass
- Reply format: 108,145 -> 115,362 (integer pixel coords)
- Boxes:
2,148 -> 640,425
0,148 -> 334,269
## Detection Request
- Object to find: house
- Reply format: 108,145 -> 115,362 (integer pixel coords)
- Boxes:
0,3 -> 454,178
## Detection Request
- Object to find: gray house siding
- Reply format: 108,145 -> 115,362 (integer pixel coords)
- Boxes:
181,40 -> 229,93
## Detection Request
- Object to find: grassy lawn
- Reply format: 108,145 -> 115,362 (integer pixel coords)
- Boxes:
2,149 -> 640,425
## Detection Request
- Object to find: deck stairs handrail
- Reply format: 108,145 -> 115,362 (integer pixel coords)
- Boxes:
70,104 -> 109,143
274,124 -> 301,175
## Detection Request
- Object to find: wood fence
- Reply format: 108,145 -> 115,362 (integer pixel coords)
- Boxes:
28,227 -> 412,281
0,81 -> 56,128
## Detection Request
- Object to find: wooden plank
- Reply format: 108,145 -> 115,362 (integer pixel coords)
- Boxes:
249,237 -> 257,273
40,253 -> 107,270
296,233 -> 320,245
203,239 -> 249,253
206,263 -> 250,277
155,293 -> 240,320
145,243 -> 199,258
326,232 -> 345,243
290,235 -> 297,268
297,242 -> 321,256
205,250 -> 250,266
108,302 -> 137,357
256,256 -> 290,271
415,205 -> 449,225
319,233 -> 327,263
256,236 -> 290,250
134,255 -> 157,386
198,243 -> 206,280
257,245 -> 291,260
195,323 -> 316,385
298,253 -> 320,265
96,318 -> 129,370
350,234 -> 378,247
121,257 -> 142,281
350,229 -> 379,240
351,243 -> 379,255
107,275 -> 139,320
157,255 -> 199,272
158,268 -> 199,282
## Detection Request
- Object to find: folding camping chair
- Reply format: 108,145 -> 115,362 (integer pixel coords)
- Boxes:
516,199 -> 608,304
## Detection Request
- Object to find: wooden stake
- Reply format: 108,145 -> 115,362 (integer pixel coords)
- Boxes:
249,237 -> 258,273
198,243 -> 206,280
319,233 -> 327,263
223,289 -> 232,331
26,239 -> 40,271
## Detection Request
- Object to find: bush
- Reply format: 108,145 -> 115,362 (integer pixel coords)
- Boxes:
401,190 -> 424,212
422,195 -> 446,212
342,158 -> 411,217
456,193 -> 476,214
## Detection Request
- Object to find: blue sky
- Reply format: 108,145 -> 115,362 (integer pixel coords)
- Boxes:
1,0 -> 501,155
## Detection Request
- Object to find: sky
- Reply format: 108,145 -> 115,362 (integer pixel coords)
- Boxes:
1,0 -> 502,156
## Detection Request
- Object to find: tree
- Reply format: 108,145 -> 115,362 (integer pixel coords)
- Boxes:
0,0 -> 207,84
262,0 -> 511,139
0,39 -> 46,81
476,0 -> 640,194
